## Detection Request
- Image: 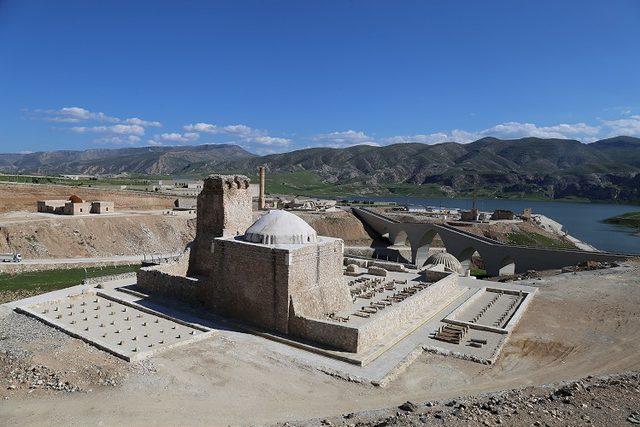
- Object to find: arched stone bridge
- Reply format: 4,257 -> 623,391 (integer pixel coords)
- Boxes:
352,207 -> 635,276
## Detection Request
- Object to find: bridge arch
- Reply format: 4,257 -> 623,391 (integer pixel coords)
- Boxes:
391,230 -> 409,246
411,228 -> 446,267
498,255 -> 516,276
458,246 -> 487,277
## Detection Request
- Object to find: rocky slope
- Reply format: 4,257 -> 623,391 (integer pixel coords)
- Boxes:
0,144 -> 255,175
0,214 -> 195,259
284,371 -> 640,427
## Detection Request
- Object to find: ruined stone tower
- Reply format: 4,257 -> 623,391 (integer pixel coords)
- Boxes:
187,174 -> 252,277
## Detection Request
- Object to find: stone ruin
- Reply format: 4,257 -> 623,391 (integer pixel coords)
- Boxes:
136,174 -> 535,359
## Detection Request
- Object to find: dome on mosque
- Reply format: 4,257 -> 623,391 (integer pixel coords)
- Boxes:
423,252 -> 463,274
244,210 -> 318,245
68,195 -> 83,203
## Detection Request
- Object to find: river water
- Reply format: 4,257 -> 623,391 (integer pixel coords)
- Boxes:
347,197 -> 640,254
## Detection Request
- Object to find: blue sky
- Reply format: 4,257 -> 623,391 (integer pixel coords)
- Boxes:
1,0 -> 639,154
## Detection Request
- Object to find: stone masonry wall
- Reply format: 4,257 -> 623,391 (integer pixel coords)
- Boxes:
286,238 -> 351,319
356,273 -> 460,351
290,273 -> 460,353
288,313 -> 360,352
208,237 -> 290,333
208,236 -> 350,335
188,175 -> 253,277
137,267 -> 204,306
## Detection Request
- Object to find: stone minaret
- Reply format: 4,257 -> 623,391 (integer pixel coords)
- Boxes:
258,166 -> 266,210
187,174 -> 252,277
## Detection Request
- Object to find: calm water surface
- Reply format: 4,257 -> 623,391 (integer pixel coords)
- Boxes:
348,197 -> 640,254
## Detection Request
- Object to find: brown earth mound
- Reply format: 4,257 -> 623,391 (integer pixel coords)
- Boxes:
0,213 -> 195,259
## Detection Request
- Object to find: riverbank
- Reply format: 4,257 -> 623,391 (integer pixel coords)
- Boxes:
604,212 -> 640,236
340,196 -> 640,254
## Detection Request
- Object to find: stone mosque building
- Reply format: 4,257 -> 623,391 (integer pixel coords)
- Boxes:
137,174 -> 535,359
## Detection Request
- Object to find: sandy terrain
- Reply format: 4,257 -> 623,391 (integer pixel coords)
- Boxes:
0,182 -> 175,213
1,261 -> 639,426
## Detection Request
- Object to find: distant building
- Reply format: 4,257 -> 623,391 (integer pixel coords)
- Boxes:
60,174 -> 96,181
491,209 -> 515,221
63,200 -> 91,215
460,209 -> 478,221
90,201 -> 115,214
37,196 -> 114,215
36,200 -> 66,213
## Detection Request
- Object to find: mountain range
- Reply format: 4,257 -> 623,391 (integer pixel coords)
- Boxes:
1,136 -> 640,202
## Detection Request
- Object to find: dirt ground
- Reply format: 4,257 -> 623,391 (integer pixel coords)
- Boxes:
0,211 -> 196,259
295,210 -> 376,245
0,182 -> 175,213
1,261 -> 639,426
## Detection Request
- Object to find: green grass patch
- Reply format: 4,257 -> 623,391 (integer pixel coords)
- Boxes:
0,264 -> 141,293
470,267 -> 488,278
506,231 -> 576,249
0,174 -> 151,187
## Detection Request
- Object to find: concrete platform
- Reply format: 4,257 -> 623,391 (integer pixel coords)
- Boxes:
15,289 -> 213,362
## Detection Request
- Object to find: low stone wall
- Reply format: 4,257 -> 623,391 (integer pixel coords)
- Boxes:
356,274 -> 459,351
342,256 -> 408,272
289,314 -> 360,353
137,267 -> 204,306
84,272 -> 137,285
289,273 -> 460,353
423,269 -> 452,282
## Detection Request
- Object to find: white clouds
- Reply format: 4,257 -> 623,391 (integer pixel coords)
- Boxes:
71,124 -> 146,136
183,122 -> 217,133
479,122 -> 600,140
153,132 -> 200,143
124,117 -> 162,127
380,121 -> 612,147
29,105 -> 640,150
94,135 -> 142,145
601,115 -> 640,138
31,106 -> 161,145
39,107 -> 120,123
251,136 -> 291,147
182,121 -> 291,146
311,130 -> 378,147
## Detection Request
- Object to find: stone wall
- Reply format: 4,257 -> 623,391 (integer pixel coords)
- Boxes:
209,236 -> 350,334
63,202 -> 91,215
288,313 -> 360,352
137,267 -> 203,306
136,251 -> 204,306
356,274 -> 459,351
188,174 -> 253,277
290,273 -> 460,353
287,238 -> 351,319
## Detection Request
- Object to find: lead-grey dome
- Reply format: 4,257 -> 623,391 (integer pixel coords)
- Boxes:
424,252 -> 463,274
244,210 -> 318,245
